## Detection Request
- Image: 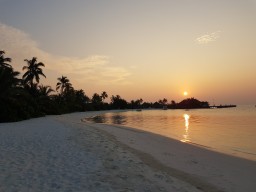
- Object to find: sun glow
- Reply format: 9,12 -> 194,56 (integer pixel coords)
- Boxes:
183,91 -> 188,96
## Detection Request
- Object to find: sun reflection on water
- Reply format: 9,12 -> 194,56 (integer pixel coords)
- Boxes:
181,114 -> 190,142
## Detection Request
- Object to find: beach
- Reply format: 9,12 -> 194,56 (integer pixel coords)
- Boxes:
1,111 -> 256,192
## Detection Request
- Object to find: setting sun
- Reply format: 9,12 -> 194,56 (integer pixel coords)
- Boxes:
183,91 -> 188,96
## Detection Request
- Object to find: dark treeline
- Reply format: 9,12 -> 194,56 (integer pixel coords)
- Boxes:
0,50 -> 209,122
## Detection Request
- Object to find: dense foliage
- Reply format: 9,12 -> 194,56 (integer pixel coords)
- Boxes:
0,50 -> 209,122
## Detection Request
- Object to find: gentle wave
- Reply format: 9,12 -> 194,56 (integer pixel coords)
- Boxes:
232,149 -> 256,156
185,141 -> 213,149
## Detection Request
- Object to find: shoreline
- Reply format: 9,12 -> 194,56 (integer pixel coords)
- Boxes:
93,123 -> 256,191
83,108 -> 256,162
61,111 -> 256,192
1,111 -> 256,191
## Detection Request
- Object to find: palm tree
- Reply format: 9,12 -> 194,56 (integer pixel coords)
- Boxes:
159,98 -> 168,107
75,89 -> 90,104
110,95 -> 128,109
163,98 -> 168,105
22,57 -> 46,86
0,67 -> 20,97
38,85 -> 54,97
92,93 -> 102,104
0,67 -> 25,122
134,98 -> 143,109
56,76 -> 72,95
37,85 -> 55,114
0,50 -> 12,69
0,51 -> 19,96
101,91 -> 108,102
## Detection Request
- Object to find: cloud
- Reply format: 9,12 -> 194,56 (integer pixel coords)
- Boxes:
0,23 -> 47,64
196,31 -> 221,44
0,22 -> 131,87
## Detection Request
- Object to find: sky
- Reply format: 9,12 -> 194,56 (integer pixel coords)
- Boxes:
0,0 -> 256,104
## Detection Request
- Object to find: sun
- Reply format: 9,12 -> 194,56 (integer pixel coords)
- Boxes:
183,91 -> 188,96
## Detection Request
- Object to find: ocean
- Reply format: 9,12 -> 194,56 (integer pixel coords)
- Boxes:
87,105 -> 256,161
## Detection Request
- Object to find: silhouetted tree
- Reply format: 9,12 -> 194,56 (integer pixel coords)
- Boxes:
91,93 -> 103,110
71,89 -> 90,111
0,68 -> 20,97
36,85 -> 55,114
136,98 -> 143,106
38,85 -> 54,97
23,83 -> 40,97
22,57 -> 46,86
163,98 -> 167,105
56,76 -> 72,95
92,93 -> 102,103
110,95 -> 128,109
75,90 -> 89,104
152,101 -> 161,108
130,100 -> 135,109
158,98 -> 168,108
101,91 -> 108,102
131,98 -> 143,109
0,53 -> 41,122
141,102 -> 152,109
168,100 -> 176,109
0,50 -> 12,68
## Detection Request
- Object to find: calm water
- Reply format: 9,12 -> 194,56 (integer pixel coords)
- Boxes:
86,106 -> 256,161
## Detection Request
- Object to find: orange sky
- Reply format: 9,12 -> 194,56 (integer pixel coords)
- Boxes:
0,0 -> 256,104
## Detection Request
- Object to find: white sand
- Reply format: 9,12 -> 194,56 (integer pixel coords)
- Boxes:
1,111 -> 256,192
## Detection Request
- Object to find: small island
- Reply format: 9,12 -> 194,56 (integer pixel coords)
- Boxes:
165,98 -> 236,109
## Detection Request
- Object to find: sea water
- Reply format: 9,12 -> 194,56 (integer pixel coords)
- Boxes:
88,105 -> 256,161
